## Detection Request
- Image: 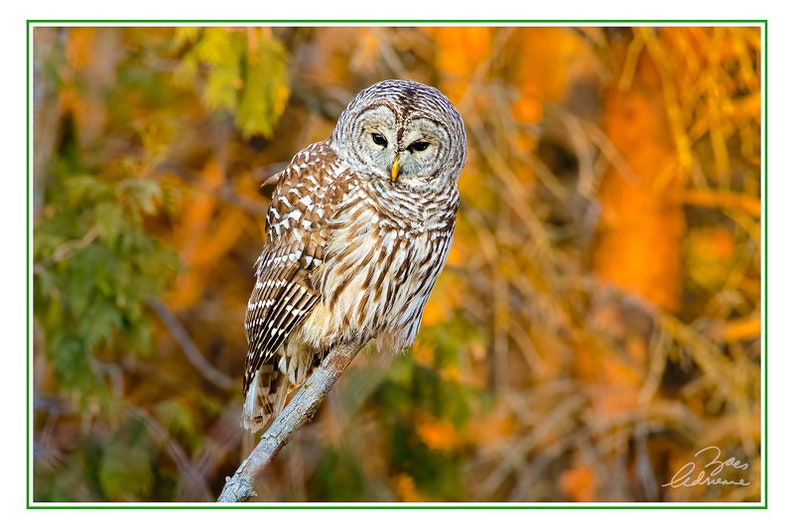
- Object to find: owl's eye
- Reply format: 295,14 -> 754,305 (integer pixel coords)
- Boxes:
371,133 -> 388,147
409,141 -> 430,152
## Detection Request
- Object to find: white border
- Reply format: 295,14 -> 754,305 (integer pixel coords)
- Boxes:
12,12 -> 780,525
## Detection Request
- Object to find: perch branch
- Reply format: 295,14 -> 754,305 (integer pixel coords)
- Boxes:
217,341 -> 363,502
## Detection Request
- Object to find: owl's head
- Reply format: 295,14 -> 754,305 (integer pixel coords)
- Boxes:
331,79 -> 466,189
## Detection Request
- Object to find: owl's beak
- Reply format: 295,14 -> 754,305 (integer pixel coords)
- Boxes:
391,153 -> 401,181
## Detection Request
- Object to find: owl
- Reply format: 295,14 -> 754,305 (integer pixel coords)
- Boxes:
243,79 -> 466,431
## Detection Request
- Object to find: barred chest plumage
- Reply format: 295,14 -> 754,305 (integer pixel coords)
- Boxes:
297,174 -> 458,355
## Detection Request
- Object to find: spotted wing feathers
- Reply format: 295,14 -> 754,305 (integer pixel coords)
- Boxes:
242,140 -> 342,430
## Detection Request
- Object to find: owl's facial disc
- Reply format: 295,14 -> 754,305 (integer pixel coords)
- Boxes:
352,107 -> 447,185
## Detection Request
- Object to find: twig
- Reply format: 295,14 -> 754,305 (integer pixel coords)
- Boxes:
34,226 -> 102,274
217,341 -> 362,502
148,299 -> 235,391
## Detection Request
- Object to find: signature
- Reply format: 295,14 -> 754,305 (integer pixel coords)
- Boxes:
662,446 -> 751,488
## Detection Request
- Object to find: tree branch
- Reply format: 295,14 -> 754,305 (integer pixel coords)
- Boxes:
217,341 -> 363,502
148,299 -> 235,391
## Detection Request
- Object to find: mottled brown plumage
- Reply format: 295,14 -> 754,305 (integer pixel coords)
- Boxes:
243,80 -> 466,431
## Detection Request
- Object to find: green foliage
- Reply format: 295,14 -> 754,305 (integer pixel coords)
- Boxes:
35,417 -> 159,502
308,446 -> 367,501
34,445 -> 98,502
34,148 -> 179,400
154,398 -> 202,453
173,27 -> 290,138
98,421 -> 156,500
33,153 -> 180,498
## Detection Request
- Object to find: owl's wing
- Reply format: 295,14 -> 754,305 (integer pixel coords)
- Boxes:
243,139 -> 342,396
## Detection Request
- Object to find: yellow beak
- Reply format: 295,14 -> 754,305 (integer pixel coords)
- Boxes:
391,153 -> 400,181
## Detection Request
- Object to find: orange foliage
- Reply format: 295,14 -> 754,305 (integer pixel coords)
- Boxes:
508,27 -> 589,125
594,48 -> 685,313
511,97 -> 543,125
464,408 -> 517,447
427,26 -> 493,102
165,160 -> 226,309
510,28 -> 587,100
560,465 -> 597,502
394,473 -> 424,502
415,411 -> 458,452
64,26 -> 96,68
575,337 -> 643,418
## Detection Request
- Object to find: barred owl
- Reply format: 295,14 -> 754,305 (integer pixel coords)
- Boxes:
243,79 -> 466,431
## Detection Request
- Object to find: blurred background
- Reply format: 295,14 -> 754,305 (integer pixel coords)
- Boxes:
31,25 -> 762,502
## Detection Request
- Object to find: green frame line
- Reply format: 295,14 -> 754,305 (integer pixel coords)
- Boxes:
27,503 -> 768,510
25,19 -> 768,510
26,18 -> 32,513
26,19 -> 767,24
762,19 -> 769,506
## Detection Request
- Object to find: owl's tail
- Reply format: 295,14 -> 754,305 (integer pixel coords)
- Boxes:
242,346 -> 325,432
242,363 -> 290,432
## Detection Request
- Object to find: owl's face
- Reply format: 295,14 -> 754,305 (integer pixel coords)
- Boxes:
331,80 -> 466,190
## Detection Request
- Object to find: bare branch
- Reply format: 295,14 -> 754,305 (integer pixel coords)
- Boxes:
217,341 -> 362,502
149,299 -> 235,391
